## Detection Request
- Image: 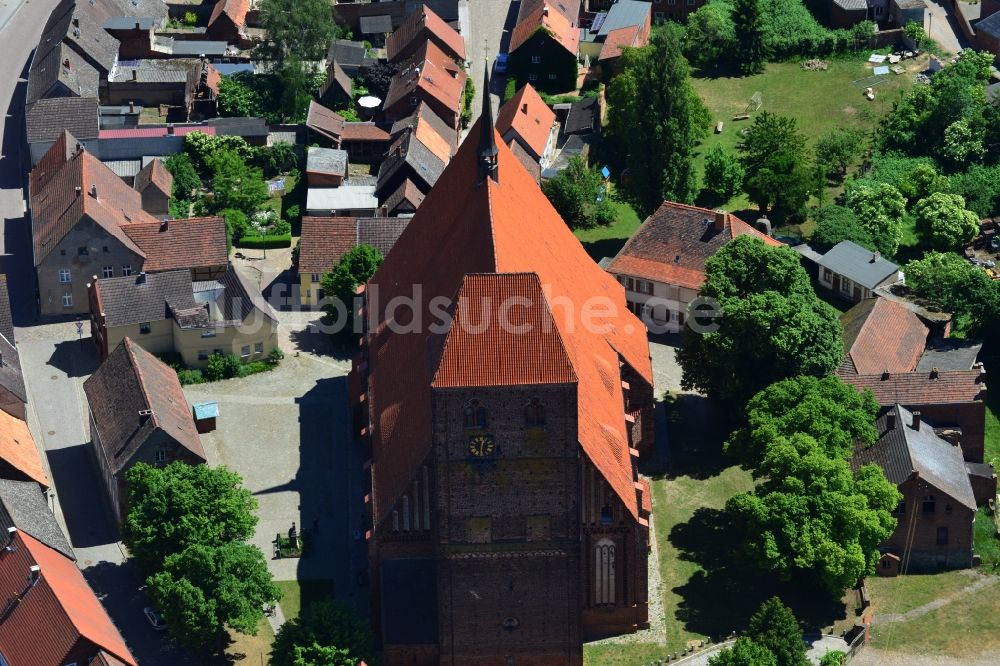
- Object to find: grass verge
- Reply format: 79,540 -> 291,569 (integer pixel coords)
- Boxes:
275,579 -> 336,623
574,200 -> 643,261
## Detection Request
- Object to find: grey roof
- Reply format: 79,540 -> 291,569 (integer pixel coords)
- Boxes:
596,0 -> 649,37
27,42 -> 100,105
327,39 -> 367,76
978,11 -> 1000,40
563,96 -> 598,135
347,174 -> 378,187
540,134 -> 586,179
815,240 -> 900,290
102,16 -> 157,29
916,338 -> 983,372
854,404 -> 977,511
204,116 -> 269,137
210,267 -> 277,324
109,58 -> 197,83
376,129 -> 446,194
307,147 -> 348,177
111,0 -> 169,21
0,479 -> 75,560
96,270 -> 197,327
307,185 -> 379,213
358,216 -> 411,255
833,0 -> 868,10
0,335 -> 26,406
966,461 -> 995,479
389,101 -> 457,152
103,159 -> 143,178
405,0 -> 459,21
25,97 -> 100,144
57,1 -> 122,74
168,39 -> 229,56
360,14 -> 394,34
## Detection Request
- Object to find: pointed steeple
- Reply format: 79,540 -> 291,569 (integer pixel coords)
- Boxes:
478,60 -> 499,184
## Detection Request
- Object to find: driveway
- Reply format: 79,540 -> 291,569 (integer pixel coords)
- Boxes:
465,0 -> 519,140
924,0 -> 971,55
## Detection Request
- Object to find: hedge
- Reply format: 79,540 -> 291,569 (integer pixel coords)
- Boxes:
236,234 -> 292,249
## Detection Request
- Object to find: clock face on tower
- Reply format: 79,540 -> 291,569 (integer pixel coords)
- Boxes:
468,434 -> 495,458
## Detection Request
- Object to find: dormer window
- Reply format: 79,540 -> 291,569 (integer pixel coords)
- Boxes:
463,400 -> 487,429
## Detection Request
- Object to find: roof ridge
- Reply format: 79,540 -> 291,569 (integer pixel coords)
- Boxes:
122,338 -> 158,431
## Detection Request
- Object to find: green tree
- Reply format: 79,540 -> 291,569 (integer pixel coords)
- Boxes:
844,182 -> 905,256
256,0 -> 337,69
913,192 -> 980,251
607,25 -> 709,213
677,236 -> 842,404
948,163 -> 1000,218
904,252 -> 1000,334
726,375 -> 880,472
739,113 -> 812,221
461,76 -> 475,128
279,58 -> 315,123
941,118 -> 985,165
819,652 -> 846,666
292,644 -> 353,666
208,150 -> 269,216
218,72 -> 265,118
703,145 -> 745,199
684,3 -> 736,69
900,163 -> 949,204
321,244 -> 384,337
810,205 -> 874,253
708,637 -> 777,666
184,132 -> 254,177
903,21 -> 928,48
733,0 -> 765,75
271,600 -> 374,666
814,128 -> 865,179
122,463 -> 257,573
147,542 -> 279,650
163,153 -> 201,202
541,156 -> 612,229
746,597 -> 809,666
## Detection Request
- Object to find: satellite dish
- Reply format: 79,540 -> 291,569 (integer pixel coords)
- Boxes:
358,96 -> 382,109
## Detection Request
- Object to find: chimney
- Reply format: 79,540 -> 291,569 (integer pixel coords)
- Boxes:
137,271 -> 147,284
930,366 -> 939,379
75,186 -> 82,196
28,566 -> 40,587
4,527 -> 16,551
543,4 -> 549,16
135,20 -> 141,30
138,408 -> 153,425
886,411 -> 897,430
131,69 -> 138,81
881,369 -> 890,380
160,219 -> 168,232
911,410 -> 922,430
128,100 -> 135,113
713,209 -> 726,231
871,251 -> 880,262
89,184 -> 97,199
167,123 -> 175,135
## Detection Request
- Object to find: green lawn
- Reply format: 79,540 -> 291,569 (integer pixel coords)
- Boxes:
975,507 -> 1000,571
574,199 -> 643,261
275,579 -> 336,623
866,571 -> 972,617
985,379 -> 1000,470
226,618 -> 274,664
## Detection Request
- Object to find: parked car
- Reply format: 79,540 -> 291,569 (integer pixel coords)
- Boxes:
495,53 -> 508,74
144,607 -> 167,631
990,236 -> 1000,251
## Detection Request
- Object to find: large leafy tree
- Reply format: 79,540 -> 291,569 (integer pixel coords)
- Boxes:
607,25 -> 709,214
746,597 -> 809,666
123,462 -> 257,573
904,252 -> 1000,334
256,0 -> 338,69
684,3 -> 736,69
912,192 -> 981,251
733,0 -> 765,75
725,375 -> 880,472
708,637 -> 777,666
147,542 -> 280,649
271,600 -> 374,666
948,163 -> 1000,218
321,244 -> 384,337
810,205 -> 874,253
541,156 -> 614,229
814,128 -> 865,179
207,150 -> 270,216
163,153 -> 201,202
844,182 -> 906,257
678,236 -> 842,405
738,112 -> 813,221
703,145 -> 745,200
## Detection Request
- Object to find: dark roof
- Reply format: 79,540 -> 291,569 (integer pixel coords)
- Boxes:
0,479 -> 74,560
94,270 -> 197,327
563,96 -> 599,135
383,178 -> 425,214
595,0 -> 648,37
376,129 -> 446,196
298,216 -> 410,274
917,338 -> 984,372
307,147 -> 349,177
208,267 -> 277,324
0,275 -> 13,344
321,61 -> 353,101
25,97 -> 100,144
40,0 -> 121,75
978,10 -> 1000,40
966,461 -> 995,479
306,100 -> 345,142
84,337 -> 205,475
132,157 -> 172,196
854,404 -> 976,511
203,116 -> 269,137
404,0 -> 459,21
327,39 -> 368,73
834,0 -> 868,10
27,42 -> 100,105
360,14 -> 394,34
816,241 -> 900,290
0,335 -> 27,407
838,298 -> 928,375
386,4 -> 466,62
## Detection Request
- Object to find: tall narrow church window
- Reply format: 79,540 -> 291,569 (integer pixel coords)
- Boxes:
463,400 -> 488,429
525,399 -> 545,427
595,539 -> 616,605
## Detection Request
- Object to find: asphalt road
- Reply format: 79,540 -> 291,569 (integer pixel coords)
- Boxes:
465,0 -> 519,140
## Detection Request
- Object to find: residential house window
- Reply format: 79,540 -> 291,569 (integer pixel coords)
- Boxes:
823,268 -> 832,282
525,399 -> 545,427
155,449 -> 167,464
528,73 -> 538,81
594,538 -> 616,605
198,350 -> 209,360
463,399 -> 488,429
62,293 -> 73,308
840,277 -> 852,294
945,504 -> 952,515
655,11 -> 665,21
103,245 -> 109,253
102,266 -> 114,278
59,269 -> 71,283
122,265 -> 133,276
60,249 -> 66,256
548,73 -> 557,80
922,495 -> 936,514
139,322 -> 151,335
311,273 -> 321,282
241,345 -> 251,358
893,500 -> 906,515
531,55 -> 541,64
78,246 -> 88,256
936,526 -> 949,545
201,330 -> 216,338
639,281 -> 654,295
255,342 -> 264,355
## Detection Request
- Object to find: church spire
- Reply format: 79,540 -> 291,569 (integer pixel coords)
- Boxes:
478,60 -> 499,184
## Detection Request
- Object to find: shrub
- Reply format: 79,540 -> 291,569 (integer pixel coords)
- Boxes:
236,234 -> 293,249
240,361 -> 271,377
204,354 -> 226,382
703,145 -> 745,199
176,369 -> 204,385
269,348 -> 285,364
504,77 -> 518,102
222,354 -> 243,379
157,351 -> 185,370
284,204 -> 300,223
183,11 -> 197,26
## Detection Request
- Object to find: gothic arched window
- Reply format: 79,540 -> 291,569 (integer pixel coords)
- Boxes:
463,400 -> 488,429
594,538 -> 616,605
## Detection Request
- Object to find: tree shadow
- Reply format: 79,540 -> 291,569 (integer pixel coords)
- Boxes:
47,338 -> 99,377
580,236 -> 629,262
662,393 -> 735,480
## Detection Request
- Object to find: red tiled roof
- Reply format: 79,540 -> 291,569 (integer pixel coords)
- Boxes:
341,122 -> 392,142
384,40 -> 467,118
839,298 -> 928,376
386,4 -> 466,62
133,158 -> 173,197
605,202 -> 781,290
121,217 -> 228,273
98,126 -> 216,139
509,3 -> 580,56
29,132 -> 154,266
298,216 -> 357,275
496,84 -> 556,159
0,409 -> 49,488
599,25 -> 641,61
0,530 -> 137,666
366,117 -> 652,526
209,0 -> 249,27
842,369 -> 986,406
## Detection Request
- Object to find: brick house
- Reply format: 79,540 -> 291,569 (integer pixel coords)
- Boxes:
356,93 -> 653,665
496,83 -> 559,170
0,276 -> 27,422
386,4 -> 466,64
579,0 -> 651,77
0,408 -> 49,490
605,203 -> 780,333
383,40 -> 467,132
644,0 -> 707,23
854,404 -> 980,573
132,157 -> 173,217
838,297 -> 929,376
509,0 -> 580,93
307,147 -> 349,188
0,528 -> 137,665
206,0 -> 248,45
84,336 -> 206,520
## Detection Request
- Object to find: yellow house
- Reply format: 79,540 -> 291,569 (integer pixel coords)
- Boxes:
89,266 -> 279,367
